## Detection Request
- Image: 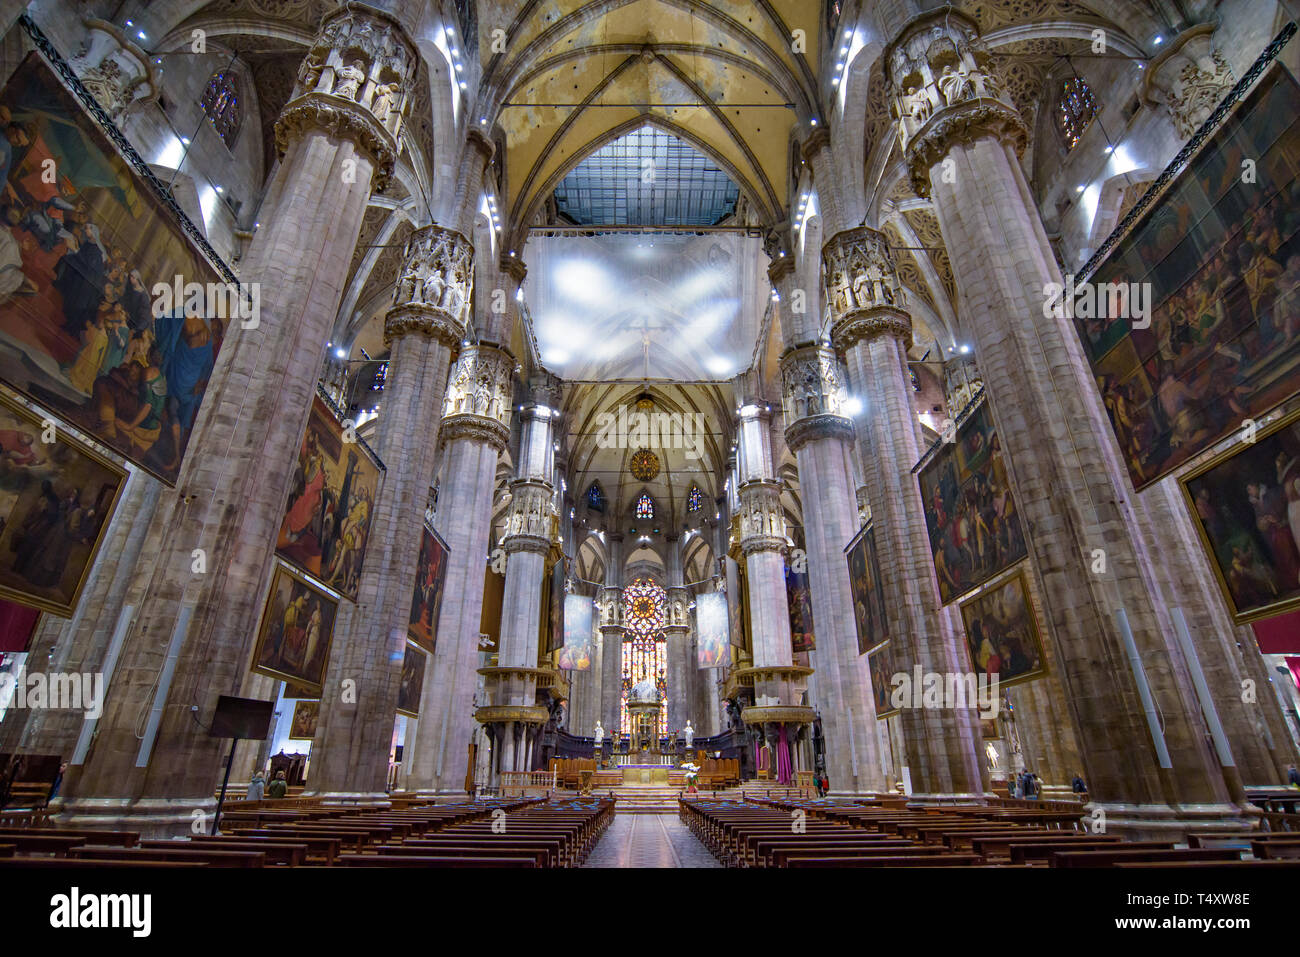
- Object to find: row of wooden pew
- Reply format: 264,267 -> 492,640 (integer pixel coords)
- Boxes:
680,796 -> 1300,867
0,796 -> 614,868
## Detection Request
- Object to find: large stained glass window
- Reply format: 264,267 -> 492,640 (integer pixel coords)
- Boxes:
635,492 -> 655,519
687,485 -> 703,513
200,71 -> 241,147
1055,76 -> 1098,151
620,577 -> 667,736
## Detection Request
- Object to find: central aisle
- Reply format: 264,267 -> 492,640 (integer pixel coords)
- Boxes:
582,813 -> 721,868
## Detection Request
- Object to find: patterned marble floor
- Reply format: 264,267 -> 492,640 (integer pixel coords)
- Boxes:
581,813 -> 722,868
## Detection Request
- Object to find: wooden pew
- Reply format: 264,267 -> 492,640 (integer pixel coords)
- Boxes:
339,854 -> 536,867
784,853 -> 981,867
71,845 -> 266,867
1050,847 -> 1243,867
0,826 -> 139,848
141,838 -> 306,866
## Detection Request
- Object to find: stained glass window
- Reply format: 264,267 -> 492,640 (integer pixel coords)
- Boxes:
1056,76 -> 1098,151
620,577 -> 667,735
687,485 -> 703,513
629,448 -> 660,481
635,492 -> 654,519
200,71 -> 241,147
586,482 -> 605,512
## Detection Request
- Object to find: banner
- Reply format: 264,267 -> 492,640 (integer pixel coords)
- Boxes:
784,559 -> 815,652
396,642 -> 425,717
557,592 -> 594,670
696,591 -> 729,669
847,524 -> 889,654
407,524 -> 449,652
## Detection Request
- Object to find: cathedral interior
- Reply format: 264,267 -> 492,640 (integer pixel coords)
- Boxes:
0,0 -> 1299,910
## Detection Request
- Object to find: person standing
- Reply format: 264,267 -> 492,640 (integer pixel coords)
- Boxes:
247,769 -> 266,801
266,770 -> 288,799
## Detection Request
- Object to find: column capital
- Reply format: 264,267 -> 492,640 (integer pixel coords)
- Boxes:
500,254 -> 528,284
501,478 -> 557,552
466,126 -> 496,163
275,6 -> 419,191
883,7 -> 1027,198
800,125 -> 833,161
778,343 -> 853,436
766,254 -> 796,286
385,223 -> 474,345
831,305 -> 913,353
439,413 -> 510,451
736,480 -> 787,555
443,342 -> 515,433
785,413 -> 855,453
1140,23 -> 1235,138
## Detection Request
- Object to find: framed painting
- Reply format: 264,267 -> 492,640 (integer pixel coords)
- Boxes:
276,395 -> 382,600
695,591 -> 729,669
543,556 -> 566,654
784,555 -> 816,653
917,400 -> 1028,604
0,54 -> 232,485
1076,64 -> 1300,489
557,592 -> 594,671
0,389 -> 125,615
958,568 -> 1046,689
250,562 -> 337,696
406,523 -> 449,653
396,642 -> 425,718
867,640 -> 899,719
477,558 -> 504,653
1179,405 -> 1300,622
846,524 -> 889,654
287,699 -> 318,741
282,680 -> 318,701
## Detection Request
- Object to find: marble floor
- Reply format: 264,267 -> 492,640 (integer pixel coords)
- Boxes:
582,813 -> 722,868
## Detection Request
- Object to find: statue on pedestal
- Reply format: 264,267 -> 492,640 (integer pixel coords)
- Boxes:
593,721 -> 604,746
684,720 -> 694,749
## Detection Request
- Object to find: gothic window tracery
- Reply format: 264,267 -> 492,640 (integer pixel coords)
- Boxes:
687,485 -> 703,513
200,70 -> 241,147
635,492 -> 655,519
586,482 -> 605,512
620,577 -> 667,736
1056,76 -> 1098,151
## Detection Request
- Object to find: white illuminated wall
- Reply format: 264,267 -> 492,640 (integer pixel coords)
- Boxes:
523,232 -> 769,381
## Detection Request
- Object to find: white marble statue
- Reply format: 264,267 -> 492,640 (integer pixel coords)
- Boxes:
684,720 -> 694,748
593,721 -> 604,746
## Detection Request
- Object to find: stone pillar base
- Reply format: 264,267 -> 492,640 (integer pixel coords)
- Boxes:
53,797 -> 219,840
1086,802 -> 1258,842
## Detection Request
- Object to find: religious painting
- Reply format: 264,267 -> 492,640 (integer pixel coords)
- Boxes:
276,395 -> 381,600
406,524 -> 448,653
0,56 -> 231,486
396,642 -> 425,718
784,557 -> 816,652
287,699 -> 318,741
1179,406 -> 1300,623
846,524 -> 888,654
557,592 -> 594,671
543,556 -> 566,654
282,680 -> 317,701
0,389 -> 125,616
1077,66 -> 1300,490
958,570 -> 1046,689
477,559 -> 504,653
917,400 -> 1028,604
867,640 -> 899,719
695,591 -> 729,669
728,557 -> 749,649
250,563 -> 337,696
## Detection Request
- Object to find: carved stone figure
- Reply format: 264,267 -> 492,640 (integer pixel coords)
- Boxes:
335,59 -> 367,101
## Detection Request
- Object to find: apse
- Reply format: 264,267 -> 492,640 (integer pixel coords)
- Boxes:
523,230 -> 769,382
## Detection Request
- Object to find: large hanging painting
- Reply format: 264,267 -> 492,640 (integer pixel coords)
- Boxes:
250,563 -> 337,696
557,592 -> 594,670
958,570 -> 1045,688
695,591 -> 729,669
276,395 -> 381,600
846,524 -> 888,655
287,699 -> 318,741
784,558 -> 816,652
0,56 -> 231,486
1077,65 -> 1300,490
396,642 -> 425,718
867,640 -> 899,719
1179,406 -> 1300,623
917,401 -> 1027,604
477,560 -> 504,653
544,557 -> 566,654
406,524 -> 449,653
0,389 -> 125,615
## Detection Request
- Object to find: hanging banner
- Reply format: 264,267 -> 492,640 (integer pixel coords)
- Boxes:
396,642 -> 426,717
544,556 -> 566,654
696,591 -> 729,669
846,524 -> 889,654
1074,63 -> 1300,489
407,524 -> 449,652
557,593 -> 594,670
784,558 -> 815,652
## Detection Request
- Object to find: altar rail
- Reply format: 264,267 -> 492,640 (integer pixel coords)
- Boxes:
500,770 -> 558,797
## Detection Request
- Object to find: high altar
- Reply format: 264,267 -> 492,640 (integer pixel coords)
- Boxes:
618,679 -> 675,783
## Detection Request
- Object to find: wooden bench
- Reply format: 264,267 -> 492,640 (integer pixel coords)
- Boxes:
71,845 -> 266,868
227,830 -> 342,862
1008,840 -> 1170,865
142,839 -> 306,866
0,827 -> 139,848
784,853 -> 981,867
1050,847 -> 1243,868
1,857 -> 204,868
339,853 -> 536,867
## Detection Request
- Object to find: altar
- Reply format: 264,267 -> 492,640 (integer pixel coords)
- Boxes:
620,765 -> 674,785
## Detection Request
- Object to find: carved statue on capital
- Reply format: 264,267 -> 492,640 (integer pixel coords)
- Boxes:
275,6 -> 417,189
1142,25 -> 1235,138
779,345 -> 850,425
444,345 -> 515,429
72,18 -> 162,120
385,225 -> 474,346
822,227 -> 902,318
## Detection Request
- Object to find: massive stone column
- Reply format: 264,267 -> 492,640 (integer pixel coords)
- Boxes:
479,401 -> 558,781
54,6 -> 417,835
772,248 -> 885,793
599,533 -> 626,736
885,8 -> 1243,832
307,224 -> 472,801
664,533 -> 690,733
826,226 -> 985,798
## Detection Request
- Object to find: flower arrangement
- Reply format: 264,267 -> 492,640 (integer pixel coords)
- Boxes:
681,762 -> 700,792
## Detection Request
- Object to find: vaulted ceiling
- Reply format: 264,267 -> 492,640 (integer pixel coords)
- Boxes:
476,0 -> 823,243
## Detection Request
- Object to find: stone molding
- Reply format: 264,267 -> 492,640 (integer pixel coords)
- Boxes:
785,413 -> 856,453
905,99 -> 1028,198
831,305 -> 914,353
275,94 -> 400,189
382,304 -> 462,347
438,412 -> 509,451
